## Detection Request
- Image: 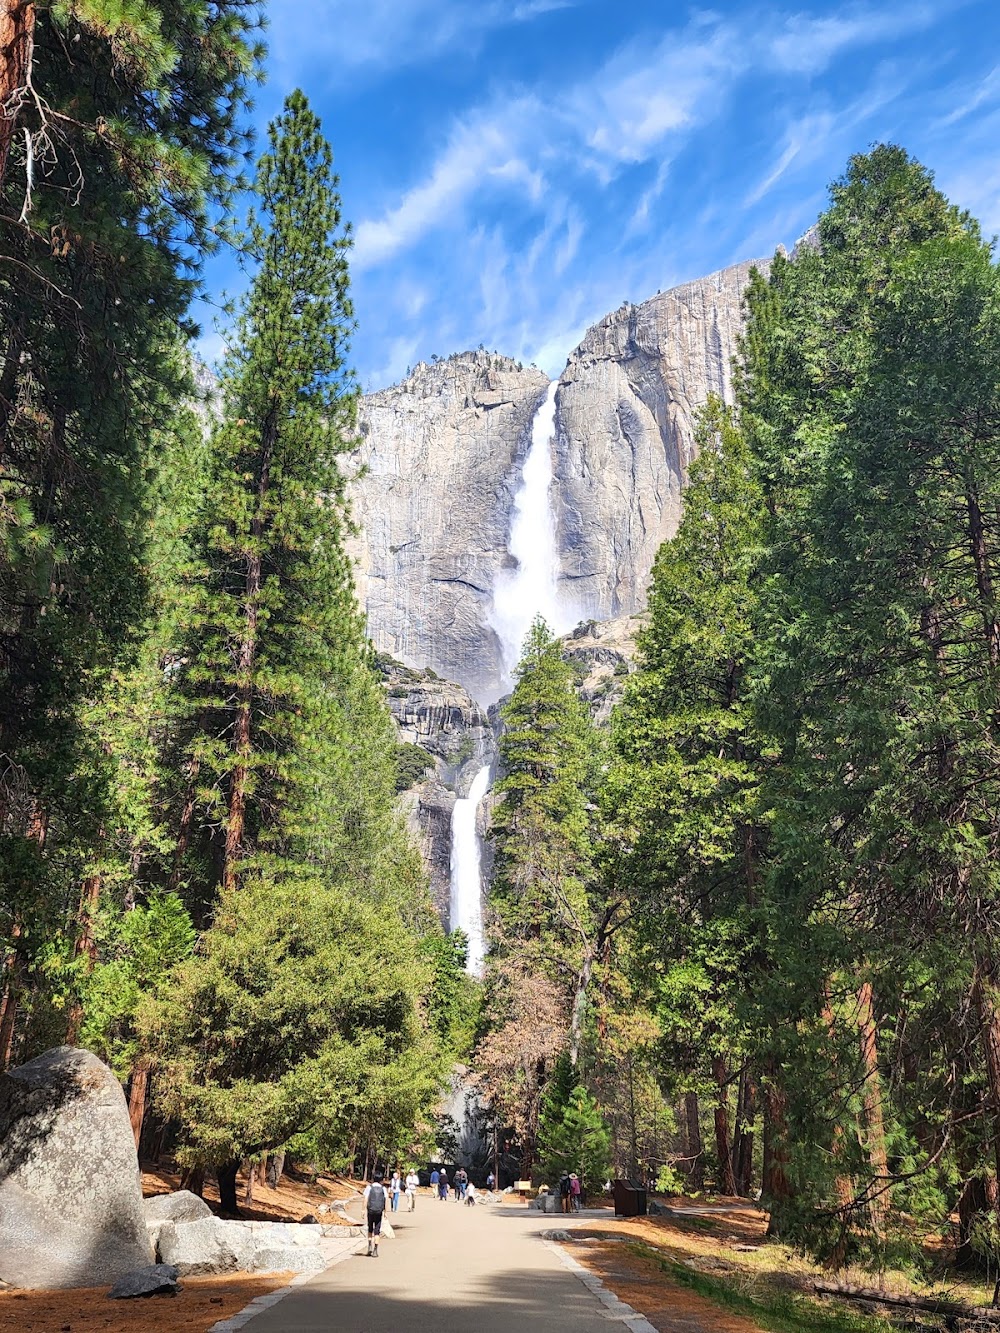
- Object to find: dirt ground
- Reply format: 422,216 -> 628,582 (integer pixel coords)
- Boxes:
0,1167 -> 364,1333
0,1273 -> 289,1332
568,1232 -> 762,1332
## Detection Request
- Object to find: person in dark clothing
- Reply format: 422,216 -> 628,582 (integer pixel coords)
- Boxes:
364,1178 -> 387,1256
559,1172 -> 572,1214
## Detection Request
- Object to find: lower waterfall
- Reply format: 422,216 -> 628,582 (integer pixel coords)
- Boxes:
449,764 -> 491,974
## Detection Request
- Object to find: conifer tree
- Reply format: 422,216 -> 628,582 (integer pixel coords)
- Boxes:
0,1 -> 260,1067
142,94 -> 441,1204
172,88 -> 361,899
738,145 -> 1000,1261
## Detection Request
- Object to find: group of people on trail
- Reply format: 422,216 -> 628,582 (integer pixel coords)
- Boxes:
388,1168 -> 421,1213
429,1165 -> 473,1201
365,1165 -> 493,1254
558,1171 -> 583,1213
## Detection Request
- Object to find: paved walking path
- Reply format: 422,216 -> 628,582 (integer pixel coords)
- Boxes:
236,1195 -> 654,1332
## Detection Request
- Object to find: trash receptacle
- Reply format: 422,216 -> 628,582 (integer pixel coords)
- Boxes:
612,1180 -> 648,1217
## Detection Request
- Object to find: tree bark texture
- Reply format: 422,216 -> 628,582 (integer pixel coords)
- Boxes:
855,981 -> 889,1235
684,1091 -> 704,1189
128,1059 -> 151,1149
0,0 -> 34,197
217,1160 -> 240,1215
762,1058 -> 794,1236
712,1056 -> 736,1195
223,407 -> 278,891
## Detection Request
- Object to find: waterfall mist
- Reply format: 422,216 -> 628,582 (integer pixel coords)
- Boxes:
449,763 -> 491,974
489,381 -> 577,685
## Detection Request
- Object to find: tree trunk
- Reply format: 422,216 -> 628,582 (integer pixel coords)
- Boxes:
762,1059 -> 794,1236
265,1150 -> 285,1189
684,1091 -> 704,1189
956,1173 -> 998,1270
128,1059 -> 151,1149
0,0 -> 35,198
170,756 -> 201,891
223,408 -> 279,892
65,863 -> 103,1044
821,986 -> 856,1262
856,981 -> 889,1235
732,1065 -> 756,1196
971,948 -> 1000,1300
217,1160 -> 240,1216
568,952 -> 594,1068
179,1165 -> 205,1198
712,1056 -> 736,1195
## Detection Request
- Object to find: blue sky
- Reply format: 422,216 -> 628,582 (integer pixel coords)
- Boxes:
196,0 -> 1000,391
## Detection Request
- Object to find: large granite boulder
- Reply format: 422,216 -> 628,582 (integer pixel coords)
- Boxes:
155,1218 -> 328,1275
0,1045 -> 154,1288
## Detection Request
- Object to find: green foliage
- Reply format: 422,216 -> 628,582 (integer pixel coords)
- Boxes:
539,1054 -> 611,1195
491,616 -> 597,958
395,742 -> 433,793
421,930 -> 481,1058
144,873 -> 435,1167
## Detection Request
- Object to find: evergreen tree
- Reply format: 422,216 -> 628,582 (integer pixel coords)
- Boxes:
738,144 -> 1000,1261
0,0 -> 260,1067
491,617 -> 614,1065
606,398 -> 773,1204
171,88 -> 361,901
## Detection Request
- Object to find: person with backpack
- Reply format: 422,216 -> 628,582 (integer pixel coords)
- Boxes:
559,1172 -> 572,1214
363,1177 -> 387,1257
438,1168 -> 449,1201
570,1172 -> 582,1212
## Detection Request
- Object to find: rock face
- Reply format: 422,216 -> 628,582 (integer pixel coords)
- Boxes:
384,658 -> 497,923
351,261 -> 764,705
560,614 -> 643,725
554,259 -> 766,621
0,1046 -> 154,1289
350,352 -> 549,702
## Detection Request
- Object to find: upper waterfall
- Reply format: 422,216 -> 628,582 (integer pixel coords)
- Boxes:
489,381 -> 577,684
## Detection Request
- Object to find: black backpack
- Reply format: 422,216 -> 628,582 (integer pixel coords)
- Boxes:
368,1183 -> 386,1213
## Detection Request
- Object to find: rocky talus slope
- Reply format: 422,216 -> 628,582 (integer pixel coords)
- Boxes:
350,353 -> 548,702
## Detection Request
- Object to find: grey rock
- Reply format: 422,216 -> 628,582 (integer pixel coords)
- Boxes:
541,1229 -> 573,1241
349,351 -> 549,702
156,1217 -> 328,1276
155,1217 -> 248,1275
143,1189 -> 212,1224
107,1264 -> 180,1299
319,1223 -> 362,1238
349,264 -> 766,708
0,1046 -> 154,1289
554,260 -> 768,625
385,660 -> 496,924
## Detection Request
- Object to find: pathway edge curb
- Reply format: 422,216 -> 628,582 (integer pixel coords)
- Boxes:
541,1237 -> 658,1333
208,1241 -> 363,1332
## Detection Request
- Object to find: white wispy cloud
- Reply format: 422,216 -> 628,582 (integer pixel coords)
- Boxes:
267,0 -> 581,83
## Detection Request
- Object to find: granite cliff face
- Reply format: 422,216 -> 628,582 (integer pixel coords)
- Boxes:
553,259 -> 766,621
382,659 -> 497,921
351,260 -> 765,704
350,353 -> 549,702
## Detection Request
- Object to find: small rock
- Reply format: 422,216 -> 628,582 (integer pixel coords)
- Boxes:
143,1191 -> 212,1225
107,1264 -> 181,1299
299,1213 -> 318,1224
541,1229 -> 572,1242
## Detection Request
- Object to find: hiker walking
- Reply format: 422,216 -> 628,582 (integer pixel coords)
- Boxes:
405,1168 -> 420,1211
438,1168 -> 449,1201
390,1169 -> 401,1212
363,1177 -> 387,1257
